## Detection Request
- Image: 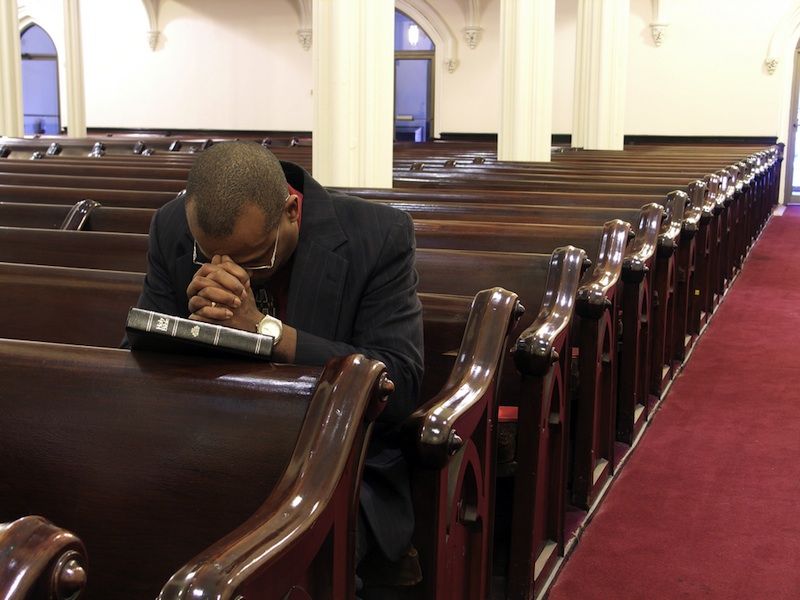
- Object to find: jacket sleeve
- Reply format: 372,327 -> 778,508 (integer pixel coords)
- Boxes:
294,211 -> 424,425
136,208 -> 182,316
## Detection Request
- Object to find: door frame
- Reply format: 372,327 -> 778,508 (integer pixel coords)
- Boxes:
784,46 -> 800,204
394,50 -> 435,141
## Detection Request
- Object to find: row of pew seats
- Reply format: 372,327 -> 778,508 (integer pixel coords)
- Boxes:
0,135 -> 782,600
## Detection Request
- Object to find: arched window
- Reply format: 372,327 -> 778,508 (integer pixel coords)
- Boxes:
20,24 -> 60,135
394,10 -> 434,142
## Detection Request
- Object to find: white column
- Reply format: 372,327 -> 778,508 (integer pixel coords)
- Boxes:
572,0 -> 630,150
498,0 -> 555,162
64,0 -> 87,137
312,0 -> 394,187
0,0 -> 23,137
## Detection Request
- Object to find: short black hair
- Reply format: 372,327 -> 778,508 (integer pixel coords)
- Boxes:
185,141 -> 287,237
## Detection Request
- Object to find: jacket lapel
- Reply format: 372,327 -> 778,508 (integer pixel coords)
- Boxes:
285,170 -> 348,339
286,241 -> 348,339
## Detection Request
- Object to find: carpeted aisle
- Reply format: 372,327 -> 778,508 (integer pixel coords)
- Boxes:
548,208 -> 800,599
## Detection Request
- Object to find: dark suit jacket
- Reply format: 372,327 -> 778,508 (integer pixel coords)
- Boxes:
135,161 -> 424,561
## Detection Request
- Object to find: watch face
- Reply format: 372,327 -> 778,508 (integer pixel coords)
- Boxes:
259,318 -> 282,339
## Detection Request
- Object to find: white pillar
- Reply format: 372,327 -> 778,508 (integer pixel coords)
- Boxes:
498,0 -> 555,162
312,0 -> 394,187
64,0 -> 87,137
572,0 -> 630,150
0,0 -> 23,137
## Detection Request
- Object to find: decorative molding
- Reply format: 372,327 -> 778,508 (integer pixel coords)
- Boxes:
141,0 -> 161,51
292,0 -> 312,49
17,14 -> 35,31
463,0 -> 482,49
463,26 -> 482,49
765,6 -> 800,76
650,23 -> 667,47
444,58 -> 458,73
650,0 -> 667,47
297,28 -> 312,51
147,30 -> 159,51
765,58 -> 779,75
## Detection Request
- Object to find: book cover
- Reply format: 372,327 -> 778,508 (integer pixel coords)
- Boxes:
125,307 -> 274,361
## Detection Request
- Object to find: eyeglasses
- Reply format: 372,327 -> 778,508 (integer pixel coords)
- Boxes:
193,219 -> 281,271
191,194 -> 291,271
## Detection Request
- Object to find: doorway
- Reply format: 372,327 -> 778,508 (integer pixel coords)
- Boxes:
394,11 -> 434,142
20,24 -> 61,135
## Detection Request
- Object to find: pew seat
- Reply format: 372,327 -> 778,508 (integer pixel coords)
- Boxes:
0,341 -> 390,599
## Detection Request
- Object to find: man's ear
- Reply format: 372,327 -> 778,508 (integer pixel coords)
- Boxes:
285,195 -> 300,223
185,197 -> 199,230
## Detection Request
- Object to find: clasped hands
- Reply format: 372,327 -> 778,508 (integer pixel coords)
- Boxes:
187,255 -> 263,332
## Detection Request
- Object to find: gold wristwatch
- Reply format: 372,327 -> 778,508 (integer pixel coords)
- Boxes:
256,314 -> 283,345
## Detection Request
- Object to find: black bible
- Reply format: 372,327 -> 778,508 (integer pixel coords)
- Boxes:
125,307 -> 274,360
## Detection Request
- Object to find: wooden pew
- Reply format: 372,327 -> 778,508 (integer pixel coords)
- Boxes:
0,137 -> 780,599
0,226 -> 148,271
0,259 -> 531,600
0,171 -> 185,193
402,287 -> 523,600
0,201 -> 155,233
0,209 -> 659,472
0,341 -> 391,599
0,183 -> 175,207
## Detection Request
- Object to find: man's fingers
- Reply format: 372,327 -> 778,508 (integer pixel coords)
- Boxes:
197,285 -> 242,309
187,272 -> 246,301
214,259 -> 250,286
205,268 -> 247,297
188,295 -> 233,320
194,261 -> 249,286
198,258 -> 249,284
187,274 -> 226,299
192,263 -> 248,294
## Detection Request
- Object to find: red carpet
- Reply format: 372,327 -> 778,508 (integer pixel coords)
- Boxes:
548,208 -> 800,599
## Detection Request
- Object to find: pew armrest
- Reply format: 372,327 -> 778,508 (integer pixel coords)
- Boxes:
158,354 -> 391,600
514,246 -> 586,376
622,203 -> 663,282
576,220 -> 630,319
658,191 -> 687,255
60,199 -> 101,231
688,179 -> 715,223
403,287 -> 522,469
0,515 -> 87,600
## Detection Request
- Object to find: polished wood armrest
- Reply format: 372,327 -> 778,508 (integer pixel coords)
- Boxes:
0,515 -> 87,600
403,287 -> 522,469
704,173 -> 725,215
715,169 -> 735,207
658,191 -> 686,255
576,219 -> 631,319
688,179 -> 714,223
514,245 -> 586,376
60,199 -> 101,231
158,354 -> 391,599
622,203 -> 664,282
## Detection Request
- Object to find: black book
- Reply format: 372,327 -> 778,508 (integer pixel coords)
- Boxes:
125,307 -> 274,360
